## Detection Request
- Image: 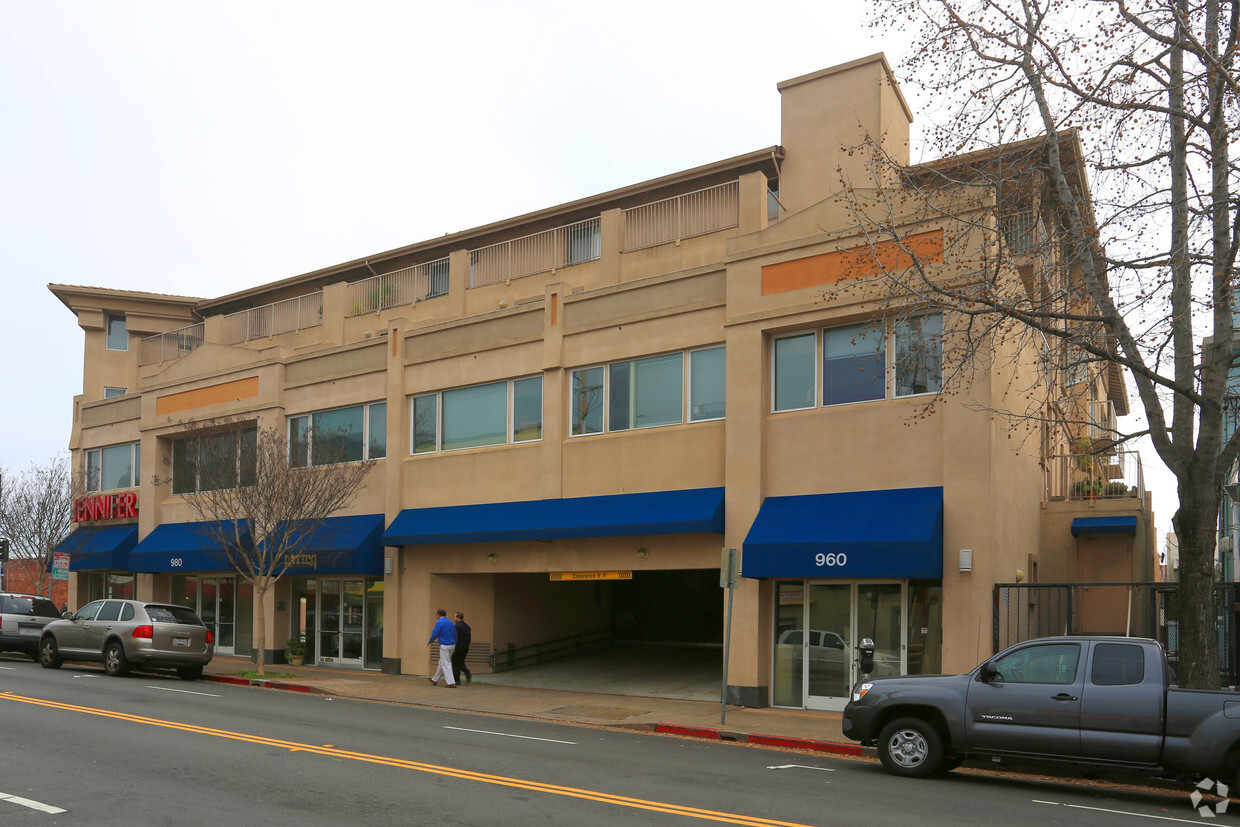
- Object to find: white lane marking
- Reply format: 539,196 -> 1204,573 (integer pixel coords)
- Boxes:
73,674 -> 100,679
767,765 -> 836,772
0,666 -> 15,670
146,685 -> 220,697
443,725 -> 576,745
1035,799 -> 1214,824
0,792 -> 66,814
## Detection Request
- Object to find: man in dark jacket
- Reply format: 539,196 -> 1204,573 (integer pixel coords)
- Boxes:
452,611 -> 472,685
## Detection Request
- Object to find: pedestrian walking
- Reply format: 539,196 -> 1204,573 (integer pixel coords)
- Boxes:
452,611 -> 472,685
427,608 -> 457,687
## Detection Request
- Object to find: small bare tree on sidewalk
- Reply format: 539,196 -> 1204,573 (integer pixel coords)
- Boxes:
0,456 -> 79,597
164,419 -> 374,675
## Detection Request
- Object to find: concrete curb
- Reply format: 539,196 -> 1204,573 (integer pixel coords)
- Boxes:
203,674 -> 868,757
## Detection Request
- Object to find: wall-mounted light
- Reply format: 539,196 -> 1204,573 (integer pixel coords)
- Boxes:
384,557 -> 393,575
637,547 -> 649,560
486,553 -> 497,565
958,549 -> 973,572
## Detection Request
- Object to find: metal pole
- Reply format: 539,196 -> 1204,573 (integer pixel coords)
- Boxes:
721,547 -> 735,726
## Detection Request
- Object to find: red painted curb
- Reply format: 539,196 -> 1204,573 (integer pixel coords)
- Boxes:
263,681 -> 313,693
655,724 -> 722,739
746,734 -> 862,756
204,676 -> 251,686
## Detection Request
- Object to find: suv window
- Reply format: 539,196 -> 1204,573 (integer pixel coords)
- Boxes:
74,601 -> 105,622
96,602 -> 123,622
1,596 -> 60,618
144,605 -> 203,625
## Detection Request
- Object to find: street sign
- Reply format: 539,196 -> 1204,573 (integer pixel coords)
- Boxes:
52,552 -> 70,581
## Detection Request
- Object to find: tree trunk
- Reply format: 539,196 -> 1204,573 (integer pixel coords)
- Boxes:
1174,496 -> 1221,690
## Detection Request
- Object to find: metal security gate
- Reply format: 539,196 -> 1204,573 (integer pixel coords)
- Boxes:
993,581 -> 1237,686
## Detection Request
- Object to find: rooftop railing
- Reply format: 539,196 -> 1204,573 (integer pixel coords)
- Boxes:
222,291 -> 322,344
622,180 -> 739,252
347,257 -> 449,316
1045,449 -> 1145,502
469,217 -> 601,288
139,322 -> 205,366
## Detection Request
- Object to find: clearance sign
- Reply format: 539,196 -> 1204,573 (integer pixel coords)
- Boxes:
73,492 -> 138,523
549,571 -> 632,582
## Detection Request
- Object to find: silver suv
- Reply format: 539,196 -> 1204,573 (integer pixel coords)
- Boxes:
0,592 -> 63,661
39,599 -> 214,680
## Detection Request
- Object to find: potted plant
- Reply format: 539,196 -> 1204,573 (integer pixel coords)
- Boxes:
1074,477 -> 1103,499
1104,481 -> 1130,497
285,637 -> 306,666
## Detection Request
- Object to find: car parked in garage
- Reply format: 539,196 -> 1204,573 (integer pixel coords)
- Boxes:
0,592 -> 64,661
39,599 -> 213,680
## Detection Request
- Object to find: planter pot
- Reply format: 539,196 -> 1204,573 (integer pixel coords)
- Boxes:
288,654 -> 304,666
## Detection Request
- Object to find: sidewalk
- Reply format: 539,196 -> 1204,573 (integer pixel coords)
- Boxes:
202,657 -> 864,757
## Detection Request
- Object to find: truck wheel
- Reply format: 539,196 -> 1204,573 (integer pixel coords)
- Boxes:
877,717 -> 945,778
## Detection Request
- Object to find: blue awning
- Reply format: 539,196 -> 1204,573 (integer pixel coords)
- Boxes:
129,521 -> 249,573
1071,515 -> 1138,536
281,514 -> 386,576
382,487 -> 725,545
54,524 -> 138,571
742,487 -> 944,579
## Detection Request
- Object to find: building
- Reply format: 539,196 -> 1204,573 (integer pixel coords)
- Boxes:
50,54 -> 1153,709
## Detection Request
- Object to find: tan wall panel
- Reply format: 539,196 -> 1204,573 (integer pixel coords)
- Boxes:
80,396 -> 141,427
285,343 -> 385,386
155,377 -> 260,415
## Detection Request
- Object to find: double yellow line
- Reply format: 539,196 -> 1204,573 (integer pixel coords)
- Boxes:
0,692 -> 813,826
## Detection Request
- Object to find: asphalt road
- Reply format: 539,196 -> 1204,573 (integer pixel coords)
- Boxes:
0,656 -> 1228,826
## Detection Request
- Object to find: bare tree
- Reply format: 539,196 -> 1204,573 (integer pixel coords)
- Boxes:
850,0 -> 1239,688
164,419 -> 375,675
0,456 -> 78,597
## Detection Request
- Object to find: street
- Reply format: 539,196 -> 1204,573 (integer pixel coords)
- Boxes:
0,657 -> 1228,826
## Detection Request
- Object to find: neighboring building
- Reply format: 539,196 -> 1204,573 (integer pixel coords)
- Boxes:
1162,531 -> 1180,582
2,559 -> 68,608
50,54 -> 1153,709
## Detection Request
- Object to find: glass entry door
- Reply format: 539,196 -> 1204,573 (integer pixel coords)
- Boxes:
315,579 -> 364,666
775,580 -> 906,711
201,576 -> 236,656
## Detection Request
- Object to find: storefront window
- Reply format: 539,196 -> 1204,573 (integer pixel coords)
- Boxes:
773,582 -> 805,707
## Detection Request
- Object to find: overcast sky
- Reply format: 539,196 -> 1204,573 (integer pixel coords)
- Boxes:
0,1 -> 1177,544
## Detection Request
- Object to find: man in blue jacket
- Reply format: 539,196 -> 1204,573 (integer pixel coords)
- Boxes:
427,608 -> 458,687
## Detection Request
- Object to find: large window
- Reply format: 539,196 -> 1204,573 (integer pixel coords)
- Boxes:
86,442 -> 141,493
570,346 -> 725,436
288,402 -> 386,468
772,316 -> 940,412
412,376 -> 542,454
106,313 -> 128,351
172,427 -> 256,495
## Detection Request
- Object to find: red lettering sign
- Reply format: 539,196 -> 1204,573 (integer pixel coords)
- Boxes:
72,493 -> 139,523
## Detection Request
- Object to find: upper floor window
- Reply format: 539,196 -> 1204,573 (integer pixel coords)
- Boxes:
106,314 -> 128,351
772,316 -> 940,412
288,402 -> 386,468
86,442 -> 141,493
571,346 -> 725,436
172,427 -> 256,495
104,387 -> 127,399
412,377 -> 542,454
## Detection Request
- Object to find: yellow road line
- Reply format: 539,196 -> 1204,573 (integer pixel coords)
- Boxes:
0,692 -> 812,826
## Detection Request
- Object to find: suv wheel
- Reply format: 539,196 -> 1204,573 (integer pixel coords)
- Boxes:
103,641 -> 130,677
39,637 -> 62,669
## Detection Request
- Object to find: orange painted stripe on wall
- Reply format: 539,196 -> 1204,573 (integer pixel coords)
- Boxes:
761,229 -> 945,295
156,377 -> 260,415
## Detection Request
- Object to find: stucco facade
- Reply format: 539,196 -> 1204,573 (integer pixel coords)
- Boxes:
50,54 -> 1152,709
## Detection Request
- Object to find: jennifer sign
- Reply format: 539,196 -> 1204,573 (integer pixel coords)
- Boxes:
73,492 -> 138,523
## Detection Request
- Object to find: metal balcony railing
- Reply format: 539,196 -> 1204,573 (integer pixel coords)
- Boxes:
622,180 -> 739,252
222,292 -> 322,344
347,257 -> 449,316
1000,210 -> 1044,255
139,322 -> 204,365
468,217 -> 601,288
1044,449 -> 1145,502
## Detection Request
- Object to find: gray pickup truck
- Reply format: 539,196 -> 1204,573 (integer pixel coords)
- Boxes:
842,635 -> 1240,783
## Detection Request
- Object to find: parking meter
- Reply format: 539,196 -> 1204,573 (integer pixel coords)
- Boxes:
857,637 -> 875,677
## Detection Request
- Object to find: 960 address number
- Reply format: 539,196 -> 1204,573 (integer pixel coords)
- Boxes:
815,553 -> 847,567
